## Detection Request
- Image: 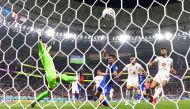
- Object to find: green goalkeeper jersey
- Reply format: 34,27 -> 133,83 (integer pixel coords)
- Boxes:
38,41 -> 57,88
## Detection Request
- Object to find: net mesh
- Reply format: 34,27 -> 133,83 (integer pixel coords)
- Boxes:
0,0 -> 190,109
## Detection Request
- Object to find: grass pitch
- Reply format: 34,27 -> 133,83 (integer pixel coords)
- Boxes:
0,100 -> 189,109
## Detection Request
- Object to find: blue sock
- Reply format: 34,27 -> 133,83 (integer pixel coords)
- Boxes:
102,100 -> 108,106
75,94 -> 79,100
137,94 -> 141,100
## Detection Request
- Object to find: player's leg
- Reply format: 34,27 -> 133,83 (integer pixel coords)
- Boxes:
132,83 -> 138,104
162,80 -> 167,87
98,94 -> 109,106
75,87 -> 80,102
72,93 -> 75,103
57,74 -> 77,82
150,80 -> 159,90
125,83 -> 133,105
152,85 -> 162,104
95,81 -> 105,98
72,87 -> 76,103
99,84 -> 111,107
136,85 -> 142,101
110,94 -> 113,101
31,74 -> 56,108
150,74 -> 161,105
31,89 -> 51,108
95,86 -> 102,98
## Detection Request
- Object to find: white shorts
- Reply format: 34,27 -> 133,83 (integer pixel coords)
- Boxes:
109,94 -> 113,98
153,73 -> 170,84
127,79 -> 138,87
72,87 -> 79,94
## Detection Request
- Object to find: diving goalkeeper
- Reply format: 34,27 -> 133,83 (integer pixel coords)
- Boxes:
31,31 -> 77,108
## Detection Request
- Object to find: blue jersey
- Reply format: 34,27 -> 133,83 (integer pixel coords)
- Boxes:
138,74 -> 146,91
138,74 -> 146,85
103,64 -> 118,83
97,63 -> 118,96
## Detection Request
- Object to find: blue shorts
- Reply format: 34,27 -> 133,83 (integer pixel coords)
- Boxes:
78,85 -> 81,91
138,85 -> 146,92
97,79 -> 112,96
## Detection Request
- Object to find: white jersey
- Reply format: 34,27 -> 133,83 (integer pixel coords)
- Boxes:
94,76 -> 103,88
154,56 -> 173,74
123,63 -> 143,81
72,81 -> 79,94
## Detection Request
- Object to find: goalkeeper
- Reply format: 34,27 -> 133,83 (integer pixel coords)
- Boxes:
31,31 -> 77,108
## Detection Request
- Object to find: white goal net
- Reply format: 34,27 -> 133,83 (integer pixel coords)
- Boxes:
0,0 -> 190,109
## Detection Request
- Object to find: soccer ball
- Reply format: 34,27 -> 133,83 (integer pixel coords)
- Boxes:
102,8 -> 115,20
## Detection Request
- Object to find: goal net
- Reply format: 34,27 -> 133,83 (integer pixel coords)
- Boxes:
0,0 -> 190,109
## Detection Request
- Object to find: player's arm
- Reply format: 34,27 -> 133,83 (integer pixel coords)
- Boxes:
100,72 -> 108,76
140,68 -> 147,76
37,30 -> 46,53
112,65 -> 118,77
112,71 -> 117,77
93,82 -> 96,91
93,77 -> 96,91
115,66 -> 127,78
102,49 -> 108,59
114,70 -> 124,78
139,64 -> 147,76
37,30 -> 42,41
47,40 -> 55,52
100,72 -> 116,77
170,60 -> 176,75
148,57 -> 159,67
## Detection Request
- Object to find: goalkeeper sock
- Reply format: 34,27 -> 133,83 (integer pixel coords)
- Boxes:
61,74 -> 77,82
36,91 -> 50,102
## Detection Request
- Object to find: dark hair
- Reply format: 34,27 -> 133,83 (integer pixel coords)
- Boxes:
161,48 -> 167,50
130,54 -> 135,58
108,54 -> 116,59
97,69 -> 102,72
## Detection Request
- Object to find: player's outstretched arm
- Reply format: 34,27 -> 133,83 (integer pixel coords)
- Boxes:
93,83 -> 96,91
170,67 -> 176,75
36,30 -> 42,41
102,49 -> 108,59
149,57 -> 159,67
114,70 -> 125,78
148,60 -> 158,67
140,68 -> 147,76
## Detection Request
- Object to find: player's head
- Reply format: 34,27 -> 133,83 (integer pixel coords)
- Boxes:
130,55 -> 136,64
108,54 -> 116,64
160,48 -> 167,56
97,69 -> 102,76
146,79 -> 150,83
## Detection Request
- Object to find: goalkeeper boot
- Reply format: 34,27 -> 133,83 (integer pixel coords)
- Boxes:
31,101 -> 36,108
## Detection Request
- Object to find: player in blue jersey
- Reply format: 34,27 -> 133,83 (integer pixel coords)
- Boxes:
95,49 -> 118,106
136,72 -> 147,101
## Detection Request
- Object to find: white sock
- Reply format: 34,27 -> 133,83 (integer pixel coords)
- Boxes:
72,94 -> 75,102
126,90 -> 130,102
153,87 -> 162,99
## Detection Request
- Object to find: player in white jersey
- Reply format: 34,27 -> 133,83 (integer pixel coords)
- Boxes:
148,48 -> 176,105
71,80 -> 80,103
115,55 -> 147,105
93,70 -> 103,91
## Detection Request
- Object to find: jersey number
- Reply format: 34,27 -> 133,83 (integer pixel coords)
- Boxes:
162,63 -> 166,67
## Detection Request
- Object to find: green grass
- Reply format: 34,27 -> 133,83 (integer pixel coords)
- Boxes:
0,100 -> 189,109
